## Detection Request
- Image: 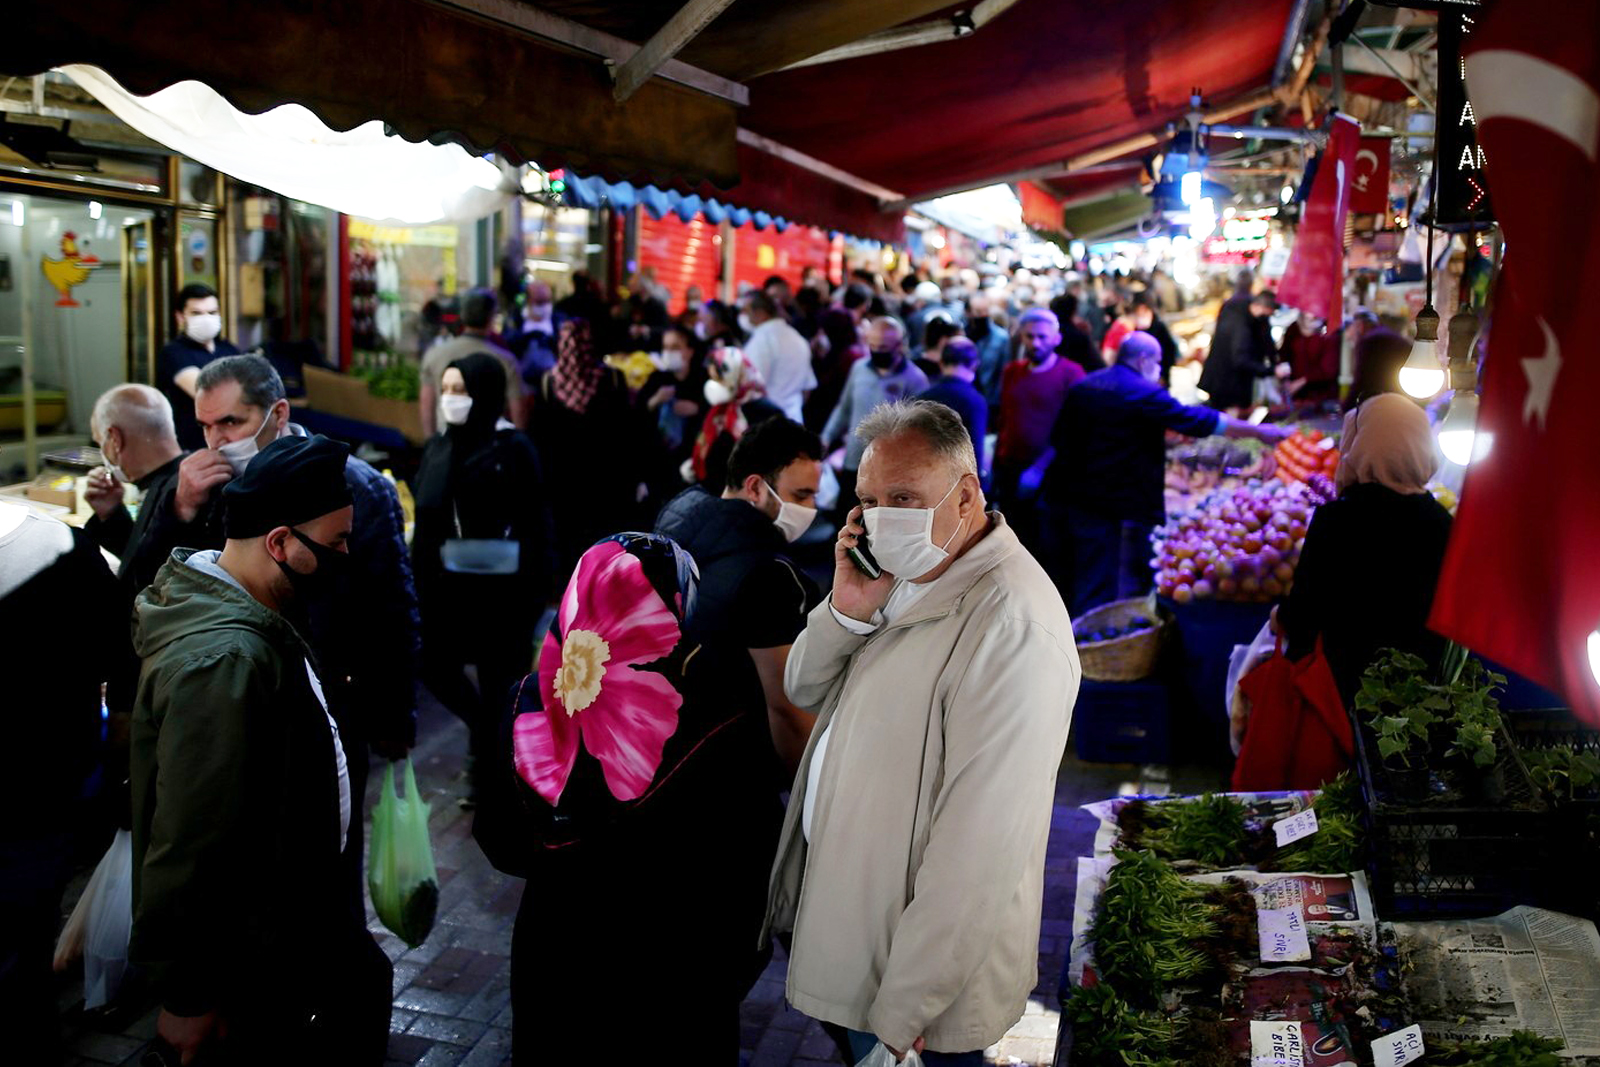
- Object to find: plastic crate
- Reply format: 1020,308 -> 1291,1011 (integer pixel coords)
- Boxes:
1508,710 -> 1600,920
1072,678 -> 1172,764
1353,717 -> 1549,919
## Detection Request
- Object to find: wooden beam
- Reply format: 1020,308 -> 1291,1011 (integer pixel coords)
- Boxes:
778,0 -> 1024,72
612,0 -> 739,104
735,127 -> 904,202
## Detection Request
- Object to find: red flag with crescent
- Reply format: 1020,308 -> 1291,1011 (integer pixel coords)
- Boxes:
1350,136 -> 1391,216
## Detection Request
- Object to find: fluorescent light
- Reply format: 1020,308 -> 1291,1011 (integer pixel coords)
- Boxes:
89,200 -> 103,220
10,200 -> 22,226
525,259 -> 571,272
1399,338 -> 1445,398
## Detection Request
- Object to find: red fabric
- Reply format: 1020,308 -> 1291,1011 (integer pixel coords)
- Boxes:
1277,115 -> 1361,323
1350,136 -> 1392,216
997,358 -> 1084,465
1019,181 -> 1065,232
694,142 -> 905,246
741,0 -> 1294,201
1428,1 -> 1600,728
1232,639 -> 1354,792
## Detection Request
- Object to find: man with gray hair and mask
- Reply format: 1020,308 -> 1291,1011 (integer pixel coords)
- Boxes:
85,384 -> 186,601
763,399 -> 1079,1066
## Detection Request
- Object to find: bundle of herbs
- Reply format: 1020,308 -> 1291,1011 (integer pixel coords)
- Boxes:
1273,772 -> 1363,873
1429,1031 -> 1566,1066
1089,850 -> 1256,1005
1065,983 -> 1230,1067
1116,793 -> 1257,868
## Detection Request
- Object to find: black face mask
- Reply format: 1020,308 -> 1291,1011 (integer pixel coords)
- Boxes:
967,317 -> 991,342
276,528 -> 350,603
869,347 -> 900,370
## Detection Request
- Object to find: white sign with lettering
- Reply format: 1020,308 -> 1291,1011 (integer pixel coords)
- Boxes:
1274,808 -> 1320,848
1258,906 -> 1313,962
1250,1020 -> 1305,1067
1372,1024 -> 1426,1067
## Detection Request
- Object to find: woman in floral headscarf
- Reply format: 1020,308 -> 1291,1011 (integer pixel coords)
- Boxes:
476,533 -> 784,1062
688,345 -> 783,490
530,320 -> 656,580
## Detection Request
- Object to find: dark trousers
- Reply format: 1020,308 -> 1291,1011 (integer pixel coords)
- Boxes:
1,832 -> 75,1065
422,642 -> 526,795
1040,506 -> 1156,617
846,1028 -> 984,1066
992,459 -> 1042,551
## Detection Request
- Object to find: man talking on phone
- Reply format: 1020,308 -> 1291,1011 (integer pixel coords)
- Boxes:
762,400 -> 1080,1065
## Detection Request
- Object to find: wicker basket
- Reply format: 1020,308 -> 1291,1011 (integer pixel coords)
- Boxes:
1074,597 -> 1168,682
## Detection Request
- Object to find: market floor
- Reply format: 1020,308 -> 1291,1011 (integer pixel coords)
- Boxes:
54,690 -> 1229,1067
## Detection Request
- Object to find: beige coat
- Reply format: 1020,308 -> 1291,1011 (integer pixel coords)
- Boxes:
765,514 -> 1079,1053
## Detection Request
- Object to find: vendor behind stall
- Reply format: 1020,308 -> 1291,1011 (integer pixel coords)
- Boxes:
1279,393 -> 1453,703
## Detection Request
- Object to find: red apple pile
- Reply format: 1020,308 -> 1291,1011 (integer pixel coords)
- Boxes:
1152,480 -> 1320,604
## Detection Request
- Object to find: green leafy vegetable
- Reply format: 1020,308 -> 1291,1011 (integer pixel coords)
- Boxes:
1430,1030 -> 1564,1066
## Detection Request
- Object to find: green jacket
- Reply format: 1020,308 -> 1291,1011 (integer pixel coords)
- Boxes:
130,548 -> 345,1016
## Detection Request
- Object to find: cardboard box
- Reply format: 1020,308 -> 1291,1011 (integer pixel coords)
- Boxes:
302,365 -> 425,444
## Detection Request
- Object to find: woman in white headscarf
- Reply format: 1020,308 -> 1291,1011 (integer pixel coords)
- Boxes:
1278,393 -> 1455,702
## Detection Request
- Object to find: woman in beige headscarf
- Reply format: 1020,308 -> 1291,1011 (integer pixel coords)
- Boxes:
1277,393 -> 1455,702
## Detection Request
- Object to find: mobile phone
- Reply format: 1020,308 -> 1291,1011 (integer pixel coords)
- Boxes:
847,533 -> 882,580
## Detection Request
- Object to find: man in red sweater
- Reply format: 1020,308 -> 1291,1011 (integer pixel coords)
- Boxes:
994,308 -> 1085,547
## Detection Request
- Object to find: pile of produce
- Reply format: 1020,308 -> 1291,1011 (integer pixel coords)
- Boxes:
1430,1032 -> 1566,1066
1073,614 -> 1155,646
1152,480 -> 1325,603
1114,774 -> 1363,874
1274,428 -> 1340,485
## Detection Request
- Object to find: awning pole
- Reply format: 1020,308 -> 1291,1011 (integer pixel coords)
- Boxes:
19,198 -> 37,478
613,0 -> 739,104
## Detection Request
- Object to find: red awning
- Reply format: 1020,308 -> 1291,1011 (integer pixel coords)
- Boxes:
696,142 -> 906,246
741,0 -> 1295,202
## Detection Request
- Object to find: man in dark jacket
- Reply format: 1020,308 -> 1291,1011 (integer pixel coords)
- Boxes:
130,435 -> 391,1065
1131,294 -> 1181,384
654,416 -> 823,774
1199,283 -> 1281,411
1042,332 -> 1288,614
917,338 -> 989,487
165,354 -> 421,902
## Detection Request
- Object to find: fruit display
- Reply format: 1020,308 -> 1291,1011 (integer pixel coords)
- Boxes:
1274,428 -> 1340,485
1163,439 -> 1276,517
1074,615 -> 1155,646
1153,479 -> 1321,603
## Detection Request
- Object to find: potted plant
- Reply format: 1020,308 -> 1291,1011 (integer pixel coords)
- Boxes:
1441,658 -> 1508,800
1354,650 -> 1442,802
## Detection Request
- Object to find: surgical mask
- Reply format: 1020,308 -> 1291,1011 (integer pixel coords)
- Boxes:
184,312 -> 222,344
527,301 -> 553,320
766,481 -> 817,543
216,413 -> 276,475
657,350 -> 687,375
439,394 -> 474,426
276,528 -> 349,603
704,379 -> 735,406
861,476 -> 965,580
737,312 -> 754,335
102,435 -> 127,483
868,347 -> 899,370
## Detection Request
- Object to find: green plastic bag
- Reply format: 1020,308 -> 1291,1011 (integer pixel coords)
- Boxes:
368,759 -> 439,948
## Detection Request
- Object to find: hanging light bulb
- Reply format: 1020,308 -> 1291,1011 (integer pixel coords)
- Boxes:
1437,390 -> 1481,465
1181,170 -> 1202,206
1400,307 -> 1445,398
1280,183 -> 1294,204
1588,628 -> 1600,689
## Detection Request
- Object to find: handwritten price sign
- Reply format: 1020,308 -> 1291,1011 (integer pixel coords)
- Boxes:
1372,1024 -> 1426,1067
1274,808 -> 1320,848
1257,906 -> 1312,962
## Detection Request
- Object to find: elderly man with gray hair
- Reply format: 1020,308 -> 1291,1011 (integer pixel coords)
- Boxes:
85,383 -> 187,602
763,399 -> 1079,1065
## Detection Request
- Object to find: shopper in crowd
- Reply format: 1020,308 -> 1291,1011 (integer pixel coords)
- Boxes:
698,297 -> 744,349
792,282 -> 825,341
530,319 -> 654,579
967,290 -> 1011,413
822,316 -> 929,514
763,274 -> 798,323
917,337 -> 988,484
766,400 -> 1078,1066
807,282 -> 872,432
157,283 -> 240,451
0,499 -> 120,1064
1131,293 -> 1180,384
1077,277 -> 1110,346
994,309 -> 1083,547
1278,393 -> 1453,703
741,289 -> 816,424
1200,281 -> 1281,411
1280,312 -> 1342,410
1049,292 -> 1102,376
917,312 -> 960,380
556,270 -> 608,326
489,533 -> 781,1058
176,354 -> 421,896
690,345 -> 783,492
84,384 -> 186,606
655,416 -> 823,774
505,278 -> 568,382
641,322 -> 711,469
130,435 -> 391,1066
1041,331 -> 1289,615
1344,309 -> 1412,410
413,353 -> 554,807
904,279 -> 947,358
1098,296 -> 1138,363
420,287 -> 525,435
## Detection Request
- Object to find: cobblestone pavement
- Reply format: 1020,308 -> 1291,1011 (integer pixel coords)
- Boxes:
56,693 -> 1226,1066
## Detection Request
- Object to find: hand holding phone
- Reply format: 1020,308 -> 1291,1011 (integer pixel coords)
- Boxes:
833,505 -> 893,623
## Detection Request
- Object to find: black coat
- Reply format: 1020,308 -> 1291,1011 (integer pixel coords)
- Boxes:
1281,483 -> 1455,704
1200,295 -> 1274,408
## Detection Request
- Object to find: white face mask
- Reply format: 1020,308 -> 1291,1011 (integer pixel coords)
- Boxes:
656,350 -> 687,375
704,379 -> 735,406
439,393 -> 474,426
216,410 -> 275,474
766,481 -> 817,543
185,312 -> 223,344
737,312 -> 754,335
102,434 -> 127,483
861,476 -> 965,580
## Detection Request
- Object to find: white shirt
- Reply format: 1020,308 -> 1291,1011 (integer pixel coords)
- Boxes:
744,317 -> 816,424
802,581 -> 934,842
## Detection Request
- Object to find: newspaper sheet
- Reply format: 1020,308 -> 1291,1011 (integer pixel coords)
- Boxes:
1393,906 -> 1600,1056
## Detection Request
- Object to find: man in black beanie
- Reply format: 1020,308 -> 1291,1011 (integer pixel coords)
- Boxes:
129,434 -> 391,1066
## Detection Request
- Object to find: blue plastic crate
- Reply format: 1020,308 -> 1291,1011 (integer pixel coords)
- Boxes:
1072,678 -> 1172,764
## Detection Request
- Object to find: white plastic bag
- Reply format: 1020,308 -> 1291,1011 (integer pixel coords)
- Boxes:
54,843 -> 113,972
82,830 -> 134,1008
1226,619 -> 1279,756
854,1044 -> 924,1067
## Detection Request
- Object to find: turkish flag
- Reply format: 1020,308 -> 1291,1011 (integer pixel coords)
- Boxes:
1428,0 -> 1600,726
1277,114 -> 1360,323
1350,136 -> 1391,216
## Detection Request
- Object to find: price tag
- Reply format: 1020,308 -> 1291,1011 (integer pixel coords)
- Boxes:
1372,1025 -> 1426,1067
1250,1020 -> 1304,1067
1257,906 -> 1312,962
1274,808 -> 1320,848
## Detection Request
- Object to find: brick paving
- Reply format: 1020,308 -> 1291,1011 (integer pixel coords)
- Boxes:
54,692 -> 1226,1066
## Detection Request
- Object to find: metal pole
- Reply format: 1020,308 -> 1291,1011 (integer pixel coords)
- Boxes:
19,195 -> 37,478
1350,33 -> 1436,113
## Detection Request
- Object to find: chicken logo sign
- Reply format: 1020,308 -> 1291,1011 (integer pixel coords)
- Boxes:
41,231 -> 100,307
